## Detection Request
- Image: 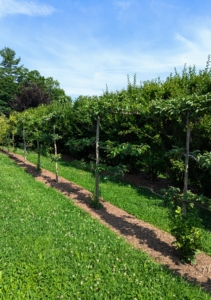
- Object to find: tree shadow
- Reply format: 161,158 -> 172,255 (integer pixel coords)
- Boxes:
59,157 -> 166,202
6,153 -> 42,179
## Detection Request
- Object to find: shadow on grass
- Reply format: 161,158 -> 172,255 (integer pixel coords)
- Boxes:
7,153 -> 43,179
59,157 -> 211,235
7,150 -> 211,234
59,158 -> 166,200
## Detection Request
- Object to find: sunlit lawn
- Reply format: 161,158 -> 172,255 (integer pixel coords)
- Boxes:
0,151 -> 211,299
13,148 -> 211,256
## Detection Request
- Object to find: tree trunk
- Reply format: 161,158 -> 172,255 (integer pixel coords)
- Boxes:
95,115 -> 100,203
23,126 -> 27,164
12,133 -> 14,151
182,112 -> 190,216
37,140 -> 41,171
53,125 -> 59,183
7,133 -> 10,153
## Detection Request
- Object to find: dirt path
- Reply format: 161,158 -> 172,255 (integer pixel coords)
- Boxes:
6,152 -> 211,294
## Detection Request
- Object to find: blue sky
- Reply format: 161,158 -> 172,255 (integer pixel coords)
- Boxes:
0,0 -> 211,99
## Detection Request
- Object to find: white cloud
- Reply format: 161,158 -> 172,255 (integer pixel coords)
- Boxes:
12,19 -> 211,98
64,27 -> 211,96
25,30 -> 210,97
0,0 -> 55,17
173,27 -> 211,67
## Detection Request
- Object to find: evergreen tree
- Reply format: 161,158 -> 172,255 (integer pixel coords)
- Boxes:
0,47 -> 23,115
0,47 -> 23,80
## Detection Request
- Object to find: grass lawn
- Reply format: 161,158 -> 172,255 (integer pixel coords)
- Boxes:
0,151 -> 211,299
13,148 -> 211,256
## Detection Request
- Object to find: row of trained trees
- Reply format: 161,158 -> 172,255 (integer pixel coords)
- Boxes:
1,51 -> 211,262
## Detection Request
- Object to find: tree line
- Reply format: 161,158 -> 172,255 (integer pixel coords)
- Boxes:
0,47 -> 71,116
1,50 -> 211,198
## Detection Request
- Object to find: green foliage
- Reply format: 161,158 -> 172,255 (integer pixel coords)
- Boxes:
16,58 -> 210,197
0,47 -> 70,114
164,147 -> 185,185
44,76 -> 71,102
198,151 -> 211,170
66,137 -> 96,151
105,141 -> 149,158
0,76 -> 19,115
0,47 -> 22,79
0,114 -> 8,144
162,187 -> 204,263
171,206 -> 202,264
0,47 -> 23,115
69,159 -> 127,180
45,146 -> 61,163
152,93 -> 211,119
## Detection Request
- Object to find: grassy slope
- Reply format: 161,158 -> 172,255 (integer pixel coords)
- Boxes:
0,151 -> 210,299
16,149 -> 211,255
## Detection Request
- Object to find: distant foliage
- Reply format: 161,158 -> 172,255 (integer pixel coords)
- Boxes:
12,83 -> 51,112
0,47 -> 71,114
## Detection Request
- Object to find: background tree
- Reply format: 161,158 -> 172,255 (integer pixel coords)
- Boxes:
0,47 -> 23,79
44,77 -> 71,103
12,83 -> 52,112
0,114 -> 8,146
0,76 -> 18,115
0,47 -> 24,115
0,47 -> 71,114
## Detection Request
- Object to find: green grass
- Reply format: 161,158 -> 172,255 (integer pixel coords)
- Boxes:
15,148 -> 171,230
0,151 -> 211,299
13,148 -> 211,256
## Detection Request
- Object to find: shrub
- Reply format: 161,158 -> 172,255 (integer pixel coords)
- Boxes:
162,187 -> 203,263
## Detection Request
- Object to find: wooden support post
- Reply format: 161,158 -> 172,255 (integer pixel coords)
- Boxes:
95,115 -> 100,204
182,112 -> 190,216
23,126 -> 26,164
37,139 -> 41,171
53,125 -> 59,183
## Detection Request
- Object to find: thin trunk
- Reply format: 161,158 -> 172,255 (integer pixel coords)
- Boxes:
23,125 -> 26,164
12,133 -> 14,151
53,125 -> 58,183
182,112 -> 190,216
7,133 -> 10,153
95,115 -> 100,203
37,140 -> 41,171
23,127 -> 27,164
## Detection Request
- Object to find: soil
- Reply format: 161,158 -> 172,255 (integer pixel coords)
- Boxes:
5,151 -> 211,294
